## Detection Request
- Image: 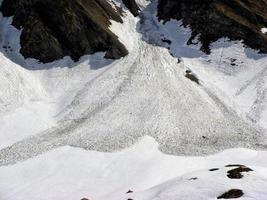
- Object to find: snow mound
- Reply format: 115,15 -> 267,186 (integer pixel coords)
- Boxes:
127,165 -> 267,200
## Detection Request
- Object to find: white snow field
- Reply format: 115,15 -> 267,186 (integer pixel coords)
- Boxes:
1,137 -> 267,200
0,0 -> 267,199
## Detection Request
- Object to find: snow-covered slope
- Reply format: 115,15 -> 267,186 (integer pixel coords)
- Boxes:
141,1 -> 267,131
1,136 -> 267,200
0,0 -> 267,199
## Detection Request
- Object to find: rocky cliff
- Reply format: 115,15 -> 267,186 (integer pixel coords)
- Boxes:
0,0 -> 131,63
122,0 -> 140,17
158,0 -> 267,54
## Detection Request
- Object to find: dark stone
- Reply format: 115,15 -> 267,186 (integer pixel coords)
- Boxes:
217,189 -> 244,199
0,0 -> 128,63
189,177 -> 198,180
185,72 -> 200,85
162,38 -> 172,45
227,166 -> 253,179
185,70 -> 192,74
157,0 -> 267,54
209,168 -> 219,171
122,0 -> 140,17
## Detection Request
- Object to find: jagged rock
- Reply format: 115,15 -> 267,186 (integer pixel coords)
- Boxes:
158,0 -> 267,54
0,0 -> 128,63
122,0 -> 140,17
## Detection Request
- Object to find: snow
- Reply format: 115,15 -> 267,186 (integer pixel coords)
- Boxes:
1,136 -> 267,200
142,2 -> 267,130
0,0 -> 267,199
1,1 -> 265,167
261,28 -> 267,34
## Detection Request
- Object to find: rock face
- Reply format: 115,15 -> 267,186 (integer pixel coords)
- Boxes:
122,0 -> 140,17
0,0 -> 129,63
158,0 -> 267,54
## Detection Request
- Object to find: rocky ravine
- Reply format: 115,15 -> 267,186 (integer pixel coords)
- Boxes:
0,0 -> 140,63
158,0 -> 267,54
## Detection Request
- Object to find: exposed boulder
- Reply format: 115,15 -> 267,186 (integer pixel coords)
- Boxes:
217,189 -> 244,199
122,0 -> 140,17
158,0 -> 267,54
227,166 -> 253,179
0,0 -> 128,63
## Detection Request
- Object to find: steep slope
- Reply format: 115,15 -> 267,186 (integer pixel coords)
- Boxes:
1,0 -> 267,199
0,0 -> 266,166
152,0 -> 267,130
158,0 -> 267,54
0,18 -> 266,165
0,0 -> 128,63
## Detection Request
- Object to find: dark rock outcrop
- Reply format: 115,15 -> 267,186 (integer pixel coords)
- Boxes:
227,166 -> 253,179
0,0 -> 128,63
122,0 -> 140,17
217,189 -> 244,199
158,0 -> 267,54
185,70 -> 200,85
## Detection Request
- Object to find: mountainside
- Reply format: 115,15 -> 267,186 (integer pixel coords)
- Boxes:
1,0 -> 267,200
0,0 -> 129,63
158,0 -> 267,54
